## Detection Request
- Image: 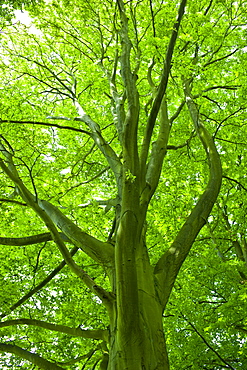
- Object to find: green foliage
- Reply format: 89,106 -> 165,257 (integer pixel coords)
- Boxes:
0,0 -> 247,369
0,0 -> 41,21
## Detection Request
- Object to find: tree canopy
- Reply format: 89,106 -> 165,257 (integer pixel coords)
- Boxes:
0,0 -> 247,369
0,0 -> 41,21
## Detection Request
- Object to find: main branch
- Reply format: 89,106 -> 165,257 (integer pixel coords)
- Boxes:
117,0 -> 140,179
140,0 -> 187,173
154,80 -> 222,308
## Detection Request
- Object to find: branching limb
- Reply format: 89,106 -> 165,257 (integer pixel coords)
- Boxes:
17,54 -> 75,97
0,319 -> 108,341
0,343 -> 65,370
0,136 -> 114,267
37,199 -> 114,267
154,79 -> 222,308
0,139 -> 114,307
141,99 -> 186,208
117,0 -> 138,103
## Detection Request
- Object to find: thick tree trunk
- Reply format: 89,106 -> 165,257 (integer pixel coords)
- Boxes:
108,288 -> 169,370
108,316 -> 169,370
108,220 -> 169,370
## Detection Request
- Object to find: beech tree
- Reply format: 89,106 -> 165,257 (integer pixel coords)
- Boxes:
0,0 -> 246,369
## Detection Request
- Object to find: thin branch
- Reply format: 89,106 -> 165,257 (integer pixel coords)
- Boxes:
203,85 -> 240,92
0,232 -> 69,246
0,144 -> 114,307
234,325 -> 247,334
213,108 -> 243,138
202,95 -> 222,109
223,175 -> 247,192
56,346 -> 100,367
17,54 -> 75,97
0,343 -> 65,370
62,166 -> 110,196
204,0 -> 213,15
169,100 -> 186,124
0,198 -> 27,206
42,20 -> 96,62
155,79 -> 222,307
192,85 -> 241,100
0,246 -> 78,319
19,70 -> 73,99
203,48 -> 239,68
167,130 -> 195,151
147,58 -> 156,90
149,0 -> 156,37
0,319 -> 108,341
215,137 -> 246,145
0,120 -> 91,135
182,314 -> 236,370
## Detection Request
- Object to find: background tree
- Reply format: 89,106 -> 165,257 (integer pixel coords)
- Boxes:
0,0 -> 246,369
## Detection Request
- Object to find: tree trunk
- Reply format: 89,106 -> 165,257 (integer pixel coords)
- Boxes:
108,208 -> 169,370
108,310 -> 169,370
